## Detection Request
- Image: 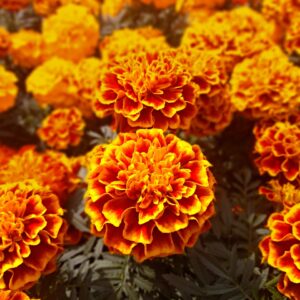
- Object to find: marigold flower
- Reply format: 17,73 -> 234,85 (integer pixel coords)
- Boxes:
230,47 -> 300,119
278,273 -> 300,299
0,66 -> 18,113
101,0 -> 132,16
100,27 -> 168,61
181,7 -> 274,71
0,145 -> 16,166
0,181 -> 67,290
0,27 -> 11,58
0,0 -> 30,11
38,108 -> 85,150
0,146 -> 80,205
94,49 -> 197,132
85,129 -> 215,262
285,14 -> 300,55
260,203 -> 300,286
260,180 -> 300,208
9,30 -> 44,69
42,4 -> 99,62
0,290 -> 39,300
26,57 -> 77,108
254,121 -> 300,182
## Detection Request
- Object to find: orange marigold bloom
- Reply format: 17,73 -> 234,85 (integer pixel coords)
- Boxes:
38,108 -> 85,150
0,181 -> 67,290
42,4 -> 99,62
94,49 -> 197,132
278,273 -> 300,299
85,129 -> 215,262
260,203 -> 300,286
0,66 -> 18,113
0,146 -> 80,205
260,180 -> 300,208
181,7 -> 274,71
26,57 -> 77,108
176,0 -> 225,12
254,121 -> 300,182
0,0 -> 30,11
0,27 -> 11,58
0,290 -> 39,300
230,47 -> 300,119
99,27 -> 168,61
0,145 -> 16,166
9,30 -> 44,69
101,0 -> 132,17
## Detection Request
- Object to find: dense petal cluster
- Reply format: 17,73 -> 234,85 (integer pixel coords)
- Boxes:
94,49 -> 197,131
42,4 -> 99,62
0,0 -> 30,11
26,57 -> 77,108
85,129 -> 215,262
0,146 -> 80,205
285,14 -> 300,55
0,145 -> 16,165
0,181 -> 67,290
278,273 -> 300,300
260,203 -> 300,288
0,27 -> 11,58
0,66 -> 18,113
254,121 -> 300,182
181,7 -> 274,71
230,47 -> 300,119
38,108 -> 85,150
0,290 -> 38,300
10,30 -> 44,69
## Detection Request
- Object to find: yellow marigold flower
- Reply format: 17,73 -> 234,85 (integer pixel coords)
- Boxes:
0,66 -> 18,113
93,49 -> 197,132
101,0 -> 132,17
181,7 -> 274,71
254,121 -> 300,182
176,0 -> 225,12
73,57 -> 104,118
260,203 -> 300,287
0,146 -> 80,205
230,47 -> 300,119
0,290 -> 39,300
100,27 -> 169,61
38,108 -> 85,150
260,180 -> 300,208
26,57 -> 77,108
0,27 -> 11,58
85,129 -> 215,262
0,180 -> 67,290
285,13 -> 300,55
42,4 -> 99,62
0,0 -> 30,11
0,145 -> 16,165
278,273 -> 300,299
140,0 -> 176,9
9,30 -> 44,69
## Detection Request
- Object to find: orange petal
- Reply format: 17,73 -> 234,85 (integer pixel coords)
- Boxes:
155,210 -> 189,233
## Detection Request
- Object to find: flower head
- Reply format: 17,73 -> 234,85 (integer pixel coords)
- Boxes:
42,4 -> 99,62
181,7 -> 274,71
0,27 -> 11,58
0,290 -> 39,300
0,181 -> 67,290
38,108 -> 85,150
94,49 -> 197,131
230,47 -> 300,119
0,66 -> 18,113
0,146 -> 80,205
86,129 -> 215,262
10,30 -> 44,69
260,203 -> 300,286
254,121 -> 300,182
0,0 -> 30,11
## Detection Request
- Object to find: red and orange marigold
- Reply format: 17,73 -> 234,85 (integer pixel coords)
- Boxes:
230,47 -> 300,119
278,273 -> 300,299
0,181 -> 67,290
260,203 -> 300,290
93,49 -> 197,132
85,129 -> 215,262
254,121 -> 300,182
0,290 -> 39,300
0,146 -> 80,205
38,108 -> 85,150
